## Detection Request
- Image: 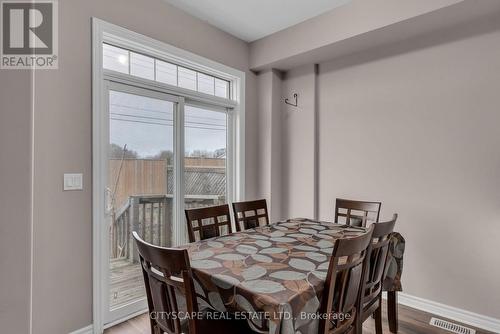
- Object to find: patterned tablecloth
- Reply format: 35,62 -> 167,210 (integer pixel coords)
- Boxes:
181,218 -> 404,334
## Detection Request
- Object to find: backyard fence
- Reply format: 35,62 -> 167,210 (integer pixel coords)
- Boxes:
108,158 -> 226,260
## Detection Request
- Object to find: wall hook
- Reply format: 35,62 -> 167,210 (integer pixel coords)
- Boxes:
284,93 -> 298,107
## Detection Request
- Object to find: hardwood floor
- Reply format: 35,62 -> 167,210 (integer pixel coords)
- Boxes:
362,303 -> 493,334
105,303 -> 493,334
105,314 -> 150,334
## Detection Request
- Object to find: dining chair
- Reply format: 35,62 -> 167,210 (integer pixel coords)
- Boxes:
356,214 -> 398,334
334,198 -> 382,227
318,225 -> 374,334
232,199 -> 270,232
185,204 -> 233,242
133,232 -> 254,334
133,231 -> 198,334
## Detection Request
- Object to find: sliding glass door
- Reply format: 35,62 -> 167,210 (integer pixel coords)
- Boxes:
102,82 -> 230,325
184,104 -> 228,210
104,82 -> 179,324
93,25 -> 244,332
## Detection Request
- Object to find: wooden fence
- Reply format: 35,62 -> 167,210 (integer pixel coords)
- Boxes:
108,158 -> 225,209
108,158 -> 226,260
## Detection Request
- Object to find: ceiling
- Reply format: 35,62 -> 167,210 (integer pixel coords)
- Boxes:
163,0 -> 350,42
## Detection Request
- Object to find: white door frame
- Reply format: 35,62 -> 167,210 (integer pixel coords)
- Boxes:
102,80 -> 182,326
92,18 -> 245,333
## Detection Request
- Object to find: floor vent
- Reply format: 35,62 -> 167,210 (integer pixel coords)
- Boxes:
429,317 -> 476,334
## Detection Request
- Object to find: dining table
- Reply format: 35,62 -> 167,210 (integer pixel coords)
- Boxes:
180,218 -> 405,334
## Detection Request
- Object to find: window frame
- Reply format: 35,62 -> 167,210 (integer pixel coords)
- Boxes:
92,18 -> 245,333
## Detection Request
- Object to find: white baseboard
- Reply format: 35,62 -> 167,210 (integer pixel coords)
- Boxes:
68,324 -> 93,334
389,292 -> 500,333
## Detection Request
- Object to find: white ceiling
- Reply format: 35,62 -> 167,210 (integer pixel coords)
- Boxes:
163,0 -> 350,42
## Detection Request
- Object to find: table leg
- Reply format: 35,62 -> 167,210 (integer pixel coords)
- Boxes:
387,291 -> 398,333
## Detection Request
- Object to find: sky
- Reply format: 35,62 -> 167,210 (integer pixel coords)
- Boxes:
109,91 -> 227,158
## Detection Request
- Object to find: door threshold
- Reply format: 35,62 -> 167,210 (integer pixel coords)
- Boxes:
103,308 -> 148,329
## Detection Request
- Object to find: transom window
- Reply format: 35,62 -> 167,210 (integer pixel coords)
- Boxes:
103,43 -> 230,99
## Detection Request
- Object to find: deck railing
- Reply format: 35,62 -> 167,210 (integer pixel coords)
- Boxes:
110,194 -> 224,261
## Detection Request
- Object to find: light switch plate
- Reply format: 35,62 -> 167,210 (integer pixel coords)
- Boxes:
64,173 -> 83,191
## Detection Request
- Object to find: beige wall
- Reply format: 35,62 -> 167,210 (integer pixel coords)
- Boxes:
31,0 -> 256,333
256,17 -> 500,318
280,65 -> 318,219
249,0 -> 465,70
264,17 -> 500,318
256,72 -> 273,205
0,71 -> 32,334
316,18 -> 500,318
256,70 -> 283,222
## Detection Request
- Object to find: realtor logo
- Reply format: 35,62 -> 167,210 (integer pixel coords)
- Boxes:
1,0 -> 58,69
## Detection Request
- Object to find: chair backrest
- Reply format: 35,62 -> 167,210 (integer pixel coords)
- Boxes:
360,214 -> 397,319
132,232 -> 198,334
319,225 -> 374,334
334,198 -> 381,227
185,204 -> 233,242
232,199 -> 270,232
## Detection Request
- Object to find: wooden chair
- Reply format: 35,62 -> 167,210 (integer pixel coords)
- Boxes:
133,232 -> 254,334
356,214 -> 398,334
232,199 -> 270,232
185,204 -> 233,242
133,231 -> 198,334
319,225 -> 375,334
334,198 -> 381,227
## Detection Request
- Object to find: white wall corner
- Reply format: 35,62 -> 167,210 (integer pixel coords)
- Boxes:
68,324 -> 93,334
387,292 -> 500,333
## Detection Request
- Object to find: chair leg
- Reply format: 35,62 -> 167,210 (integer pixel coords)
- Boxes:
354,319 -> 362,334
354,308 -> 363,334
375,301 -> 383,334
387,291 -> 398,333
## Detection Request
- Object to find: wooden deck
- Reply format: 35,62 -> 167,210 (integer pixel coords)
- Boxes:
110,258 -> 145,309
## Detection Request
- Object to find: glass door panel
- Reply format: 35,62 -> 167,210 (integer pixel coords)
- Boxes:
184,105 -> 228,216
106,85 -> 175,323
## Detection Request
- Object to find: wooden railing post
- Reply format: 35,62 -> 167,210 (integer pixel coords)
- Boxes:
129,196 -> 140,263
159,197 -> 165,246
164,196 -> 172,247
111,211 -> 117,258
